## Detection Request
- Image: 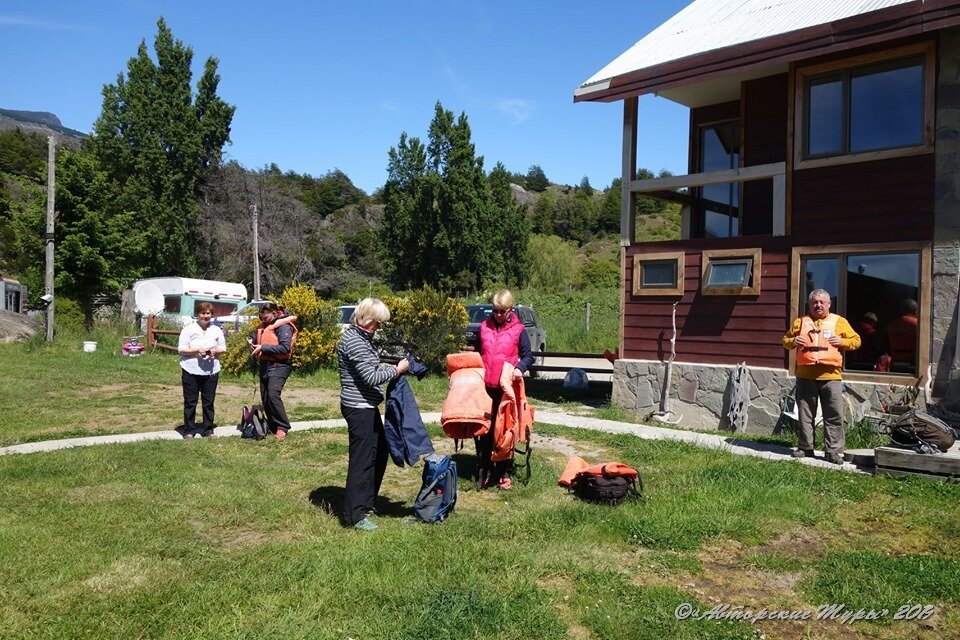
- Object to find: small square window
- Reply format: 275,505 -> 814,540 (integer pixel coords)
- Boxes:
633,252 -> 684,296
705,259 -> 752,288
701,248 -> 761,296
642,260 -> 677,287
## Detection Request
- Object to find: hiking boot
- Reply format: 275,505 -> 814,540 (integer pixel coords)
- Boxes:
791,449 -> 813,458
201,429 -> 215,438
275,429 -> 287,440
826,453 -> 845,465
353,517 -> 379,531
498,476 -> 512,491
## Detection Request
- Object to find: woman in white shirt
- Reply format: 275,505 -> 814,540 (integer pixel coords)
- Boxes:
177,301 -> 226,439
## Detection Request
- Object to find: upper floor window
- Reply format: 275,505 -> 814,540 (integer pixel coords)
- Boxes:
697,120 -> 740,238
796,42 -> 934,168
805,56 -> 923,158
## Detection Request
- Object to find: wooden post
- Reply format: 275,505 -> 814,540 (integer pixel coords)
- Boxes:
44,135 -> 56,342
585,302 -> 591,332
147,314 -> 156,348
251,203 -> 261,301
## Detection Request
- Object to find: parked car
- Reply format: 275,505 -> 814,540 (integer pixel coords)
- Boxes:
464,304 -> 546,366
338,305 -> 357,332
215,300 -> 270,327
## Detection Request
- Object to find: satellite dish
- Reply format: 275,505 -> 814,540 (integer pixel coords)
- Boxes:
134,282 -> 164,315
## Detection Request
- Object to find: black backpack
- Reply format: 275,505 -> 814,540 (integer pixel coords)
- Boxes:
573,473 -> 642,505
887,408 -> 957,454
237,405 -> 268,440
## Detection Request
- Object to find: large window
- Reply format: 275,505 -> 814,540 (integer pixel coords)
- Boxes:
796,245 -> 926,377
796,42 -> 934,168
697,121 -> 740,238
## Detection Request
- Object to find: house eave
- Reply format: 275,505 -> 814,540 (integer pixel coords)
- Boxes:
575,0 -> 960,104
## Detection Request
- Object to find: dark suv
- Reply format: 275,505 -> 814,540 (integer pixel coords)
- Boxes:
464,304 -> 546,365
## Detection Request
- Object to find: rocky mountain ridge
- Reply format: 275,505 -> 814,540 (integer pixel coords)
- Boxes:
0,108 -> 86,141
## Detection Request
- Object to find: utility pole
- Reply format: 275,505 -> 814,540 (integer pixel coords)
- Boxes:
251,203 -> 261,301
44,135 -> 56,342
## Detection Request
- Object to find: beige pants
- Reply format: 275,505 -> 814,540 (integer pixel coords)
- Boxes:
795,378 -> 845,454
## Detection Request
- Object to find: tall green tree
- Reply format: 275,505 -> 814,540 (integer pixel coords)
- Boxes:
91,17 -> 234,278
54,148 -> 142,327
380,102 -> 529,291
489,162 -> 530,287
525,164 -> 548,192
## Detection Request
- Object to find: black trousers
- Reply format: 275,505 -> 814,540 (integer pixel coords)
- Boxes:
342,405 -> 389,526
259,363 -> 291,433
182,370 -> 219,436
475,386 -> 511,486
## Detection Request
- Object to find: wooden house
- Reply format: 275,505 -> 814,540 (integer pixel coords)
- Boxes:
576,0 -> 960,431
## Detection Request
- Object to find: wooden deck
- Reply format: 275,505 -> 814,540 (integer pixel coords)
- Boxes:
874,443 -> 960,482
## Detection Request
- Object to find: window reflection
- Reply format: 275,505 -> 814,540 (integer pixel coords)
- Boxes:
800,252 -> 920,374
698,121 -> 739,238
851,63 -> 923,152
808,78 -> 843,156
804,56 -> 923,159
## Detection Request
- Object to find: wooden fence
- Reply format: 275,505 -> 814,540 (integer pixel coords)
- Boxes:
145,315 -> 179,352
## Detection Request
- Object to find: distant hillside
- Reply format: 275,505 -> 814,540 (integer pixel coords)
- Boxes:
0,108 -> 86,142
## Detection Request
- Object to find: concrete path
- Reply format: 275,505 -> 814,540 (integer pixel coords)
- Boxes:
0,408 -> 871,474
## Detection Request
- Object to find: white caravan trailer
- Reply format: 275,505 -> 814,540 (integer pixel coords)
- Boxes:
132,277 -> 247,326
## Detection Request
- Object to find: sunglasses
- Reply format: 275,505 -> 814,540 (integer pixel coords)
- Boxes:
492,307 -> 510,315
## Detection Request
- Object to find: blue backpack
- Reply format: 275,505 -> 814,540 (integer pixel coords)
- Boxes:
414,453 -> 457,523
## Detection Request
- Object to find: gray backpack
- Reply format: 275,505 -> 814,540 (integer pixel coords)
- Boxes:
888,408 -> 956,454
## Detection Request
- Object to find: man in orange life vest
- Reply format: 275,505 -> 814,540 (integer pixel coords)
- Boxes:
782,289 -> 861,464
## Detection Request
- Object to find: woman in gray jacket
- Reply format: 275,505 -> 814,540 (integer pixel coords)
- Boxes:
336,297 -> 408,530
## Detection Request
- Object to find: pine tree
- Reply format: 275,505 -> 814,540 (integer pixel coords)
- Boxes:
380,102 -> 529,291
489,162 -> 530,287
91,18 -> 234,277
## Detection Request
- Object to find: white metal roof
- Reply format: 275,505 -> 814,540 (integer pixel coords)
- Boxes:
578,0 -> 916,97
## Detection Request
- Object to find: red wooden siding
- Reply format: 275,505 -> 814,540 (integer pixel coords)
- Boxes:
791,155 -> 934,244
742,74 -> 788,236
625,237 -> 791,368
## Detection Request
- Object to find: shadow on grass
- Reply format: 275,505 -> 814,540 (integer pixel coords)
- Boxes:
308,485 -> 410,521
524,378 -> 612,408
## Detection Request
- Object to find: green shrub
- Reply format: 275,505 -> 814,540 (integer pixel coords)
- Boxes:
220,319 -> 258,376
521,287 -> 619,353
381,286 -> 467,374
53,298 -> 85,333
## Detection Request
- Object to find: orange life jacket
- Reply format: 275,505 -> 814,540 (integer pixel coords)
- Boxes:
490,365 -> 534,463
796,314 -> 842,367
441,352 -> 491,439
256,314 -> 298,362
558,455 -> 639,487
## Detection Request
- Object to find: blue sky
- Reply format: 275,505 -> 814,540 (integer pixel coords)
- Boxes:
1,1 -> 692,195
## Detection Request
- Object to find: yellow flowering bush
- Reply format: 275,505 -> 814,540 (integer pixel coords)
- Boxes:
381,286 -> 468,374
220,284 -> 340,375
220,319 -> 259,376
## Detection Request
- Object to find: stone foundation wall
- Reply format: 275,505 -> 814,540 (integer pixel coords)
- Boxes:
612,359 -> 915,434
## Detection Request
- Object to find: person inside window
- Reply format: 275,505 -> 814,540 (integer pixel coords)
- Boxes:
886,299 -> 918,374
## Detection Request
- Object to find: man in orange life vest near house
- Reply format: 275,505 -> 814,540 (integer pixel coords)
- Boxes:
782,289 -> 861,465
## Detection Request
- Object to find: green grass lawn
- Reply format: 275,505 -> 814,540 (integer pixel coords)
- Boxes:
4,329 -> 959,639
0,335 -> 450,447
1,422 -> 958,639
